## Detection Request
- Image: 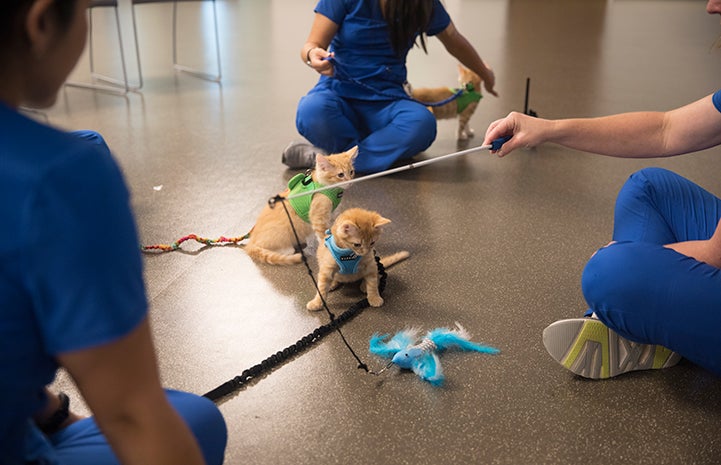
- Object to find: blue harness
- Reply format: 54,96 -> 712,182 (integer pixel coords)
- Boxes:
324,231 -> 363,274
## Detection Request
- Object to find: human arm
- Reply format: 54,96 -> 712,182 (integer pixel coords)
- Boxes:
483,93 -> 721,157
57,318 -> 206,465
665,217 -> 721,268
301,13 -> 338,76
435,21 -> 497,97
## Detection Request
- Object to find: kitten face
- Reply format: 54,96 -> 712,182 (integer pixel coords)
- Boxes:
458,64 -> 482,94
314,146 -> 358,185
332,208 -> 391,256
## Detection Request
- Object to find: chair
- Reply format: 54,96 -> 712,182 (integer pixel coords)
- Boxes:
131,0 -> 222,87
65,0 -> 134,95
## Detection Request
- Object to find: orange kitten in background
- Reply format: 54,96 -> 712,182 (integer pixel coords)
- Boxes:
244,147 -> 357,265
306,208 -> 409,311
411,64 -> 483,141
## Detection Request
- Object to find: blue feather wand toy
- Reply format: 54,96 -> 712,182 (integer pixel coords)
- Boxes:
369,323 -> 500,386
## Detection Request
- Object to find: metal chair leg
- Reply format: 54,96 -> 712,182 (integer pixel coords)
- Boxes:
65,1 -> 139,95
130,3 -> 146,90
171,0 -> 222,82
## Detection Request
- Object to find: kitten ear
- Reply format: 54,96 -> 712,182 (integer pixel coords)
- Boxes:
339,220 -> 359,236
374,216 -> 391,229
315,153 -> 330,170
347,146 -> 359,161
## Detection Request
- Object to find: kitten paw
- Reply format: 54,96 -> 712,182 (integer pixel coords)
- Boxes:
306,298 -> 324,311
457,129 -> 474,141
367,295 -> 384,307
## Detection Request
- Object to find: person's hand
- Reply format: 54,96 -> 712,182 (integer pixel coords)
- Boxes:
708,218 -> 721,268
590,241 -> 617,258
483,111 -> 550,157
34,389 -> 86,435
308,48 -> 335,77
665,218 -> 721,268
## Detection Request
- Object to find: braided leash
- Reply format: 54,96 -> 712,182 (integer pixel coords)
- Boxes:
203,255 -> 386,401
141,231 -> 252,253
202,196 -> 387,402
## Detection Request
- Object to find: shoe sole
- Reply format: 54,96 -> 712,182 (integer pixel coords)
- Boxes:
542,318 -> 680,379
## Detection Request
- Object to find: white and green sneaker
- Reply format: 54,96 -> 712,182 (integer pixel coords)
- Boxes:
542,318 -> 681,379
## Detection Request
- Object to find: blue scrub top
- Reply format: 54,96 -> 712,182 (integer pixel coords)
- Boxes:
0,103 -> 147,463
314,0 -> 451,100
712,88 -> 721,112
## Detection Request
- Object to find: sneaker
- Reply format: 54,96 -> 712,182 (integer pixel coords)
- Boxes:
281,141 -> 327,169
542,318 -> 681,379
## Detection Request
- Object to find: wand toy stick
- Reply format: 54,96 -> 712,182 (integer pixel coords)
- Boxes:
276,136 -> 511,205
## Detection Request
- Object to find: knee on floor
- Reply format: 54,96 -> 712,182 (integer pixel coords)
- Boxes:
581,242 -> 647,311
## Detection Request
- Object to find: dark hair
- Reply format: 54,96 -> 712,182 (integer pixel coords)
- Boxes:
0,0 -> 78,50
382,0 -> 434,57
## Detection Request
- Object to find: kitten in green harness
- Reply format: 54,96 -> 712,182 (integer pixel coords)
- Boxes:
244,147 -> 357,265
411,64 -> 483,141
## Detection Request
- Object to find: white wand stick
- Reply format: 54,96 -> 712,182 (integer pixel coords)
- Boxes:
281,136 -> 511,202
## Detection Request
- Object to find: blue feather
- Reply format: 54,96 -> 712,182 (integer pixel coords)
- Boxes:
369,329 -> 416,359
411,352 -> 443,385
428,323 -> 500,355
368,323 -> 499,386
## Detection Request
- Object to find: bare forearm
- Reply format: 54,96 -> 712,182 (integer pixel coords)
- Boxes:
436,23 -> 496,96
443,34 -> 491,84
549,112 -> 670,158
59,320 -> 207,465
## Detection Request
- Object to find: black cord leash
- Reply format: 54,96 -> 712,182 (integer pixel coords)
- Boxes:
203,196 -> 387,402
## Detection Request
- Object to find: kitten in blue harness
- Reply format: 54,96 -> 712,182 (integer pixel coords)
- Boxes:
307,208 -> 409,311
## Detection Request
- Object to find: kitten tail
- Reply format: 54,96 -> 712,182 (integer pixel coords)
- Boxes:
244,245 -> 302,265
379,250 -> 410,269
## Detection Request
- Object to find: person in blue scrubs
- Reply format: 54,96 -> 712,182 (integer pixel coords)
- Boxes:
283,0 -> 498,174
483,0 -> 721,380
0,1 -> 226,463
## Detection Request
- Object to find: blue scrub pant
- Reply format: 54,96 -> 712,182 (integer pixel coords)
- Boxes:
47,390 -> 227,465
295,83 -> 437,174
581,167 -> 721,376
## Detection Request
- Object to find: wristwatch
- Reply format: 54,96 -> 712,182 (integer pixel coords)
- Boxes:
37,392 -> 70,435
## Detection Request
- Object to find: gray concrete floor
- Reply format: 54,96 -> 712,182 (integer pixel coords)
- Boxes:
48,0 -> 721,464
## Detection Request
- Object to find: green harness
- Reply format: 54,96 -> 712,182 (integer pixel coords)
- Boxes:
451,83 -> 483,114
287,172 -> 343,223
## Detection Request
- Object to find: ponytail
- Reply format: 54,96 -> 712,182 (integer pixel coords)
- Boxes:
382,0 -> 434,56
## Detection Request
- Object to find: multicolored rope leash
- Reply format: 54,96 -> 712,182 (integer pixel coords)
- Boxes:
141,231 -> 252,253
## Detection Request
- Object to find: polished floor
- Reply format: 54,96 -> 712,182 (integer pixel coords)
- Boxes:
48,1 -> 721,464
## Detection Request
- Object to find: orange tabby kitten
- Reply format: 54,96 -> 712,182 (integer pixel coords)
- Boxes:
306,208 -> 409,311
244,147 -> 357,265
411,64 -> 483,141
